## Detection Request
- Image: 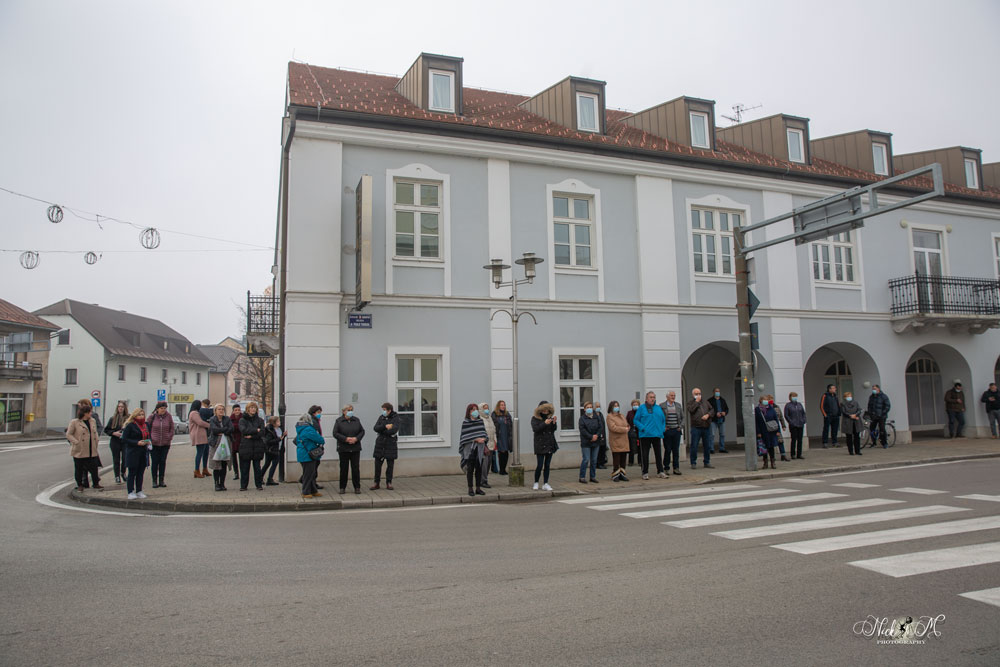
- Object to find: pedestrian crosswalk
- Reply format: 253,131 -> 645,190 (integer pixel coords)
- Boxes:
558,477 -> 1000,609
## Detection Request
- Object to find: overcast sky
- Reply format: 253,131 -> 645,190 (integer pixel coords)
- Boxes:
2,0 -> 998,344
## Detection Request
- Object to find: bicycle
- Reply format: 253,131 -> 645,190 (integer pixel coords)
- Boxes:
861,411 -> 896,448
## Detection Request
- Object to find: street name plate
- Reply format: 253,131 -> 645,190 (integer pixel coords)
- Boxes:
348,313 -> 372,329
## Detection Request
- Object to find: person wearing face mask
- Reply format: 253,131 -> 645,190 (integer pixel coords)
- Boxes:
840,391 -> 863,455
658,391 -> 684,476
479,403 -> 496,489
238,402 -> 267,491
820,384 -> 840,448
783,392 -> 806,460
593,402 -> 608,469
120,407 -> 152,499
944,382 -> 966,438
531,401 -> 558,491
981,383 -> 1000,439
296,406 -> 325,498
492,400 -> 513,475
459,403 -> 487,497
333,404 -> 365,494
626,400 -> 640,467
766,395 -> 790,462
755,397 -> 780,469
578,402 -> 602,483
867,384 -> 892,448
371,402 -> 400,490
707,388 -> 729,454
687,388 -> 714,469
633,391 -> 666,480
605,401 -> 630,482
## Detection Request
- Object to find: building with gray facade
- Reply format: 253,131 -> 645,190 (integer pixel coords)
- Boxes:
258,53 -> 1000,477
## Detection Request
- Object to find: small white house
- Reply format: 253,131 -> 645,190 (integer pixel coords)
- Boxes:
35,299 -> 213,426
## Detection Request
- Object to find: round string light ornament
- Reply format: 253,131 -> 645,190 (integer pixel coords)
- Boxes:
84,251 -> 99,265
140,227 -> 161,249
19,251 -> 39,269
47,205 -> 64,223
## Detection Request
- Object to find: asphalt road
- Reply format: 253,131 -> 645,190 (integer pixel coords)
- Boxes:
2,442 -> 999,666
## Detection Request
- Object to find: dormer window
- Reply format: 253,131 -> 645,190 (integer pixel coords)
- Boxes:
428,70 -> 455,113
576,93 -> 599,132
872,143 -> 889,176
690,112 -> 710,149
787,128 -> 805,163
965,158 -> 979,188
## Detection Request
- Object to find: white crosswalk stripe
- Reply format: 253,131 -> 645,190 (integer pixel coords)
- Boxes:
711,505 -> 968,540
665,498 -> 903,528
956,494 -> 1000,503
890,487 -> 946,495
850,542 -> 1000,577
832,483 -> 880,488
959,587 -> 1000,608
622,492 -> 846,519
588,488 -> 797,512
774,516 -> 1000,554
786,478 -> 824,484
558,484 -> 757,505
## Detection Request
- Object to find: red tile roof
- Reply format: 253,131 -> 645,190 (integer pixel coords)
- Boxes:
287,62 -> 1000,205
0,298 -> 58,331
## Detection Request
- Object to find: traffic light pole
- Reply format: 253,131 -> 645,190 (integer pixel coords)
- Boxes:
734,225 -> 757,472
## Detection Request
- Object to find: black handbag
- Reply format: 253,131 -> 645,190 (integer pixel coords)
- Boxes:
308,445 -> 325,460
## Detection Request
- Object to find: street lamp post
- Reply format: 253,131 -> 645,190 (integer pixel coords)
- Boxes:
483,252 -> 543,488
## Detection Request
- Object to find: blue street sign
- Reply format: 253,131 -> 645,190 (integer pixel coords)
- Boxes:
348,313 -> 372,329
91,398 -> 101,408
157,389 -> 166,401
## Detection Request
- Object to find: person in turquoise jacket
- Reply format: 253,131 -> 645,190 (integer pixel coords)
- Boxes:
632,391 -> 667,479
295,406 -> 325,497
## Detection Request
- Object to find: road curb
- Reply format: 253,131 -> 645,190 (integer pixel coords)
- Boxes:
697,452 -> 1000,485
66,486 -> 579,513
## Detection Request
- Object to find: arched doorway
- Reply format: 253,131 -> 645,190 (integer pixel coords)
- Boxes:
904,345 -> 973,437
803,343 -> 881,440
681,342 -> 774,442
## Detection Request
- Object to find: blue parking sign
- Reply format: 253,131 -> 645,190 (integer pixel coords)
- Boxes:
157,389 -> 166,401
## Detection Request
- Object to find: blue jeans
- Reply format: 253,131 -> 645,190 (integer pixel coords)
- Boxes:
710,420 -> 726,452
534,453 -> 552,484
194,443 -> 209,469
580,445 -> 599,479
690,427 -> 710,465
822,415 -> 839,445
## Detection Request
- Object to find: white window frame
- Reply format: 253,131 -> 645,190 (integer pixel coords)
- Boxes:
689,111 -> 710,149
392,178 -> 442,261
810,230 -> 859,285
965,158 -> 979,188
690,207 -> 739,278
551,193 -> 594,269
428,69 -> 455,113
685,194 -> 749,304
576,93 -> 599,133
546,178 -> 604,302
65,368 -> 77,386
386,346 -> 450,449
992,233 -> 1000,279
117,364 -> 125,382
385,164 -> 451,297
787,128 -> 805,163
872,143 -> 888,176
551,347 -> 605,442
907,223 -> 951,277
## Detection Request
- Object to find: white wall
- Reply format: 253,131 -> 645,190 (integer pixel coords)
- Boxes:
44,314 -> 106,427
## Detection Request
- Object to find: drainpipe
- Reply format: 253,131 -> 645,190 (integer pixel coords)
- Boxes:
277,111 -> 295,482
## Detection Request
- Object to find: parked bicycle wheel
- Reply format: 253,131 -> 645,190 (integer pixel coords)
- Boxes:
885,423 -> 897,447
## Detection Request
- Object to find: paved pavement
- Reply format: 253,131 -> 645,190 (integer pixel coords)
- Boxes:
58,436 -> 1000,513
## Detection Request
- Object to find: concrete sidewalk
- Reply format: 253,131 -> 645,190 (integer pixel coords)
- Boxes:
67,437 -> 999,513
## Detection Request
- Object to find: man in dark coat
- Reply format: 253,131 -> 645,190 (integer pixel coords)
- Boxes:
866,385 -> 891,448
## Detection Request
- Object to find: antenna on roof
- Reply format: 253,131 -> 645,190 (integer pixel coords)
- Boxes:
721,103 -> 763,125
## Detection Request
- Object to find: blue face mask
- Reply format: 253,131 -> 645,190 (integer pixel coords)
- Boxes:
483,408 -> 490,415
381,410 -> 388,417
846,397 -> 853,402
595,406 -> 601,412
346,411 -> 354,418
585,408 -> 594,416
791,397 -> 798,403
714,392 -> 720,398
471,410 -> 479,419
315,413 -> 322,420
613,406 -> 620,413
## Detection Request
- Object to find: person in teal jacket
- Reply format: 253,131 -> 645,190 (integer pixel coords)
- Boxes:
295,406 -> 325,498
632,391 -> 667,479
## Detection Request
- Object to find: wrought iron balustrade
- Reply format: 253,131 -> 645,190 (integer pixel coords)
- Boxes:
889,273 -> 1000,317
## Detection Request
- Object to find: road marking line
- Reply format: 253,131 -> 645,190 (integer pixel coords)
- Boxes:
665,498 -> 903,528
589,488 -> 798,512
0,442 -> 65,453
956,494 -> 1000,503
623,492 -> 845,519
557,484 -> 758,504
712,505 -> 967,540
850,542 -> 1000,578
819,460 -> 968,477
35,468 -> 145,517
833,483 -> 881,488
959,587 -> 1000,608
890,487 -> 946,495
786,478 -> 824,484
775,516 -> 1000,554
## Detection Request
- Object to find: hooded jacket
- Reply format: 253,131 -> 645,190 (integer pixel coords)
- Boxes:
531,402 -> 559,455
295,413 -> 325,463
633,401 -> 666,438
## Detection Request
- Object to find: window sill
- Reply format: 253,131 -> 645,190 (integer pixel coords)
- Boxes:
393,257 -> 444,267
813,281 -> 862,290
693,274 -> 736,283
554,265 -> 598,274
398,437 -> 450,450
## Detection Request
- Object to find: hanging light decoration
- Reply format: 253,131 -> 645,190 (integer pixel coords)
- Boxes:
140,227 -> 161,249
19,251 -> 39,269
47,205 -> 64,223
84,251 -> 99,265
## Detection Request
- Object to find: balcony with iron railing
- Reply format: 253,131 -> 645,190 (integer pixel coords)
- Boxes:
0,359 -> 44,381
246,292 -> 279,356
889,273 -> 1000,334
